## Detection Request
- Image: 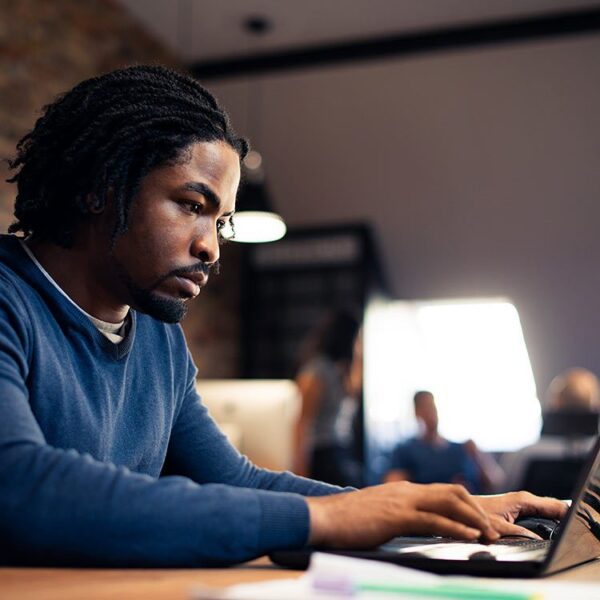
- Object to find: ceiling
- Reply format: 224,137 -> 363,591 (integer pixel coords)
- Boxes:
116,0 -> 600,63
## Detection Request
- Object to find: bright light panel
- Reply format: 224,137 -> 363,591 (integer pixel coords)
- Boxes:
365,298 -> 541,451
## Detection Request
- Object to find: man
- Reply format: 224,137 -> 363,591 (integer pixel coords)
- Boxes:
385,391 -> 504,492
0,66 -> 565,567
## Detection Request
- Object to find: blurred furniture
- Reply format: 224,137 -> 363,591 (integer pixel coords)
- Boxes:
520,456 -> 588,499
517,410 -> 599,498
239,223 -> 387,379
196,379 -> 300,471
541,410 -> 599,437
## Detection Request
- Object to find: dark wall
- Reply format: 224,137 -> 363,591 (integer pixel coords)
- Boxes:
0,0 -> 179,231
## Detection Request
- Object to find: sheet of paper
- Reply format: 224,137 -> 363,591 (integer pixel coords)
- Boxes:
192,552 -> 600,600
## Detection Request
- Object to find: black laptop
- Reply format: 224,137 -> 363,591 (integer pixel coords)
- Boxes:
272,436 -> 600,577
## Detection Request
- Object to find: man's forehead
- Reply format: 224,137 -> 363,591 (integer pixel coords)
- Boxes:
187,141 -> 239,177
154,141 -> 239,210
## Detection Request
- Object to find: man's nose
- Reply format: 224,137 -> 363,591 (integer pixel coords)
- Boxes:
190,223 -> 220,265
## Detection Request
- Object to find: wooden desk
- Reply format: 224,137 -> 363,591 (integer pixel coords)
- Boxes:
2,557 -> 599,600
1,558 -> 295,600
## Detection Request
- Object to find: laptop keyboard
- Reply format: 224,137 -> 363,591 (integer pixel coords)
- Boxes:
494,538 -> 550,550
383,536 -> 550,552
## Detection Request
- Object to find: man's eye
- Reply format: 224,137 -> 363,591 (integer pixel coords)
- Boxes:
180,201 -> 202,214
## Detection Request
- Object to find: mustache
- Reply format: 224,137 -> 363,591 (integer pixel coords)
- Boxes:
150,260 -> 220,290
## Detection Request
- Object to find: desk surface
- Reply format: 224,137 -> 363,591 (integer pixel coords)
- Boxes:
2,556 -> 600,600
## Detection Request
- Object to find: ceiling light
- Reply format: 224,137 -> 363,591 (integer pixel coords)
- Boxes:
233,211 -> 287,243
233,159 -> 286,243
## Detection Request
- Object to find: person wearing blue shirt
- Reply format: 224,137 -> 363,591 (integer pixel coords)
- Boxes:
385,391 -> 504,493
0,65 -> 564,567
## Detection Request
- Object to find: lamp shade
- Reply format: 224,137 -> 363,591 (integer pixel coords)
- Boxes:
233,210 -> 287,243
233,172 -> 286,243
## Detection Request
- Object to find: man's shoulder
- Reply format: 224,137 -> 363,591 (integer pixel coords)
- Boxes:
448,440 -> 468,451
446,440 -> 474,461
392,436 -> 420,454
0,261 -> 31,313
0,236 -> 38,301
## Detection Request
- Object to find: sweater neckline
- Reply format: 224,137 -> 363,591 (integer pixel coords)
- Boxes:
4,235 -> 136,360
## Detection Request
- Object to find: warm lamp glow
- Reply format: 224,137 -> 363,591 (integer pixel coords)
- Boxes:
233,211 -> 287,243
243,150 -> 263,171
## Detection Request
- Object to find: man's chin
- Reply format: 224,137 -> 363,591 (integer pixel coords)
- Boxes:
131,290 -> 188,324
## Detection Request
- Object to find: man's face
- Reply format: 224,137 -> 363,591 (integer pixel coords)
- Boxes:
415,394 -> 439,432
109,140 -> 240,323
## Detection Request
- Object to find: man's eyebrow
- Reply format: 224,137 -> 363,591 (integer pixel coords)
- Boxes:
181,182 -> 222,210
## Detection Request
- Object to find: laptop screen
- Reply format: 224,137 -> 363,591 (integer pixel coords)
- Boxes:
545,436 -> 600,574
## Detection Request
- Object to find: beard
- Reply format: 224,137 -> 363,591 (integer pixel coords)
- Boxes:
112,258 -> 218,324
129,284 -> 188,324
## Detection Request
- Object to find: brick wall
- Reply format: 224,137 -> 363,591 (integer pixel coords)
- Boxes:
0,0 -> 241,377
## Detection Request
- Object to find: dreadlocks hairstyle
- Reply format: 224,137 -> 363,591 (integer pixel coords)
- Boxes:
7,65 -> 248,247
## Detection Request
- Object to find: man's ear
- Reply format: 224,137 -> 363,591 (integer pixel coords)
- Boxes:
85,193 -> 105,214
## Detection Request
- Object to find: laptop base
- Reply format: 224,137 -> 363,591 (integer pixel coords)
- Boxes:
270,547 -> 546,577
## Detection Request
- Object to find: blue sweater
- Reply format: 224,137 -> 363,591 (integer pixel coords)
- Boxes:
0,235 -> 342,567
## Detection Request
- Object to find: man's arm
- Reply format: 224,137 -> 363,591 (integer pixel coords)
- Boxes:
307,482 -> 495,546
165,374 -> 347,497
166,381 -> 567,547
0,294 -> 315,567
463,439 -> 506,493
0,299 -> 566,565
0,376 -> 317,566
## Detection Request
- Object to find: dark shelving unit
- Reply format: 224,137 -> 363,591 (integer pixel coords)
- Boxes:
240,222 -> 387,379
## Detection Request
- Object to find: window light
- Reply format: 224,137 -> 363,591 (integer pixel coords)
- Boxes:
364,298 -> 541,452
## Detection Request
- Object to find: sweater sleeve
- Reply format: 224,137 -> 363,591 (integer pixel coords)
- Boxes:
166,362 -> 351,498
0,291 -> 335,567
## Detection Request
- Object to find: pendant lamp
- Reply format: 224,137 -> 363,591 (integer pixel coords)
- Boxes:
232,16 -> 286,244
233,150 -> 286,243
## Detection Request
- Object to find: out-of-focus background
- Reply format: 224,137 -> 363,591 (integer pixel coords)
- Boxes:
2,0 -> 599,487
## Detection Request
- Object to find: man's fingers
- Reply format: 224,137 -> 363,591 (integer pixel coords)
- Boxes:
513,492 -> 569,519
404,511 -> 482,540
420,486 -> 499,540
447,484 -> 493,523
421,493 -> 488,530
488,515 -> 542,540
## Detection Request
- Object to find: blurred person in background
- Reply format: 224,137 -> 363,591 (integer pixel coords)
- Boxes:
503,368 -> 600,491
292,309 -> 363,487
384,391 -> 504,493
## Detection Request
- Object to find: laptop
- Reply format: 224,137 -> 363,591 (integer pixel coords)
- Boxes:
272,436 -> 600,577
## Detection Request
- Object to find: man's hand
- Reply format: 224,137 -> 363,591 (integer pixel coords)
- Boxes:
306,482 -> 500,548
475,492 -> 568,538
